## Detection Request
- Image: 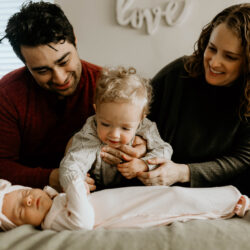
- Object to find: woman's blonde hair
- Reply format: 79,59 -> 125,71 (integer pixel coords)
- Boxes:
94,66 -> 152,117
184,3 -> 250,119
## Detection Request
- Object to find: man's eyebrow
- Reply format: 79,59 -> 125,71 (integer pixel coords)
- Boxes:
31,66 -> 49,71
55,52 -> 70,64
31,52 -> 71,71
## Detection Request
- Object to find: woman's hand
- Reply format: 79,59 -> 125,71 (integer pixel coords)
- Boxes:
101,136 -> 147,165
137,158 -> 190,186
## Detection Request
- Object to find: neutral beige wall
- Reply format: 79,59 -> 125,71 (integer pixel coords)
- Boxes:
55,0 -> 247,77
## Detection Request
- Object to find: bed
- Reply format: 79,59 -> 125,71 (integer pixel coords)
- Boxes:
1,211 -> 250,250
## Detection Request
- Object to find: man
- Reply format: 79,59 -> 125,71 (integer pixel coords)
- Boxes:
0,1 -> 101,190
0,1 -> 145,191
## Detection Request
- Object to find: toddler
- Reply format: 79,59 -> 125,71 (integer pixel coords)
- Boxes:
59,66 -> 173,190
0,178 -> 249,231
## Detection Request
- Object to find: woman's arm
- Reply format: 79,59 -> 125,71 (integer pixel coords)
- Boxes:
138,122 -> 250,188
188,121 -> 250,187
137,158 -> 190,186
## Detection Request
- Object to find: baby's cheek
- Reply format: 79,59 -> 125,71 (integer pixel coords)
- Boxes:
123,132 -> 135,145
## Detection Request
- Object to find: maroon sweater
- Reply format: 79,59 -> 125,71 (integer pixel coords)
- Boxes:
0,60 -> 101,188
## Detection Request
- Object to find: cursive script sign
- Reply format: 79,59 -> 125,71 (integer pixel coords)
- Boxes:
116,0 -> 192,35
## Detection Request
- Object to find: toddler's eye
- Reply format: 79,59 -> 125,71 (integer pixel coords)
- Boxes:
101,122 -> 109,127
122,127 -> 130,131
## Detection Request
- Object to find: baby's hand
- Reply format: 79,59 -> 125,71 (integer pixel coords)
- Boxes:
117,158 -> 148,179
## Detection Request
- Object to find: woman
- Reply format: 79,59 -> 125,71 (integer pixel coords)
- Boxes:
136,3 -> 250,193
73,3 -> 249,193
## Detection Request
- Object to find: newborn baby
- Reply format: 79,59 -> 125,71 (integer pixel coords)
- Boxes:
0,178 -> 249,231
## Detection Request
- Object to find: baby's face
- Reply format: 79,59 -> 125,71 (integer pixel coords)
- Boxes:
2,188 -> 53,227
96,102 -> 143,148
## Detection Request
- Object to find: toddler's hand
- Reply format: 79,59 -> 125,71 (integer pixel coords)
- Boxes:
117,158 -> 148,179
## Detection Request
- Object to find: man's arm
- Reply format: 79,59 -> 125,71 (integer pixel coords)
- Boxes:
0,92 -> 53,187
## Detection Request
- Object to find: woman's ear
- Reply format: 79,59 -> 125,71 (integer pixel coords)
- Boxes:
93,104 -> 96,112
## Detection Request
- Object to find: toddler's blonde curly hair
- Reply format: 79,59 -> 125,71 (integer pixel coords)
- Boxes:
94,66 -> 152,117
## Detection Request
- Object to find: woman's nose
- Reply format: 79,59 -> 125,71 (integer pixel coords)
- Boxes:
210,54 -> 222,68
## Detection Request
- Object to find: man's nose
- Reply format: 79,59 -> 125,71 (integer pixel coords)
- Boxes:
52,68 -> 67,85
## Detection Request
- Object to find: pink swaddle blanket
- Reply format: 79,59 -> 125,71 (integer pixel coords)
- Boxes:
89,185 -> 249,229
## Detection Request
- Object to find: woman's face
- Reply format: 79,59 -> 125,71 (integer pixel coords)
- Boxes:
203,23 -> 243,86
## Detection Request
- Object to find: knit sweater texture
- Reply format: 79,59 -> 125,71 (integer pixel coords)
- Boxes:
0,60 -> 101,187
148,57 -> 250,188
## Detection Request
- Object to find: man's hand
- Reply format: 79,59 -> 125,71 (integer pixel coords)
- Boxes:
101,136 -> 147,164
49,168 -> 62,192
85,173 -> 96,192
117,158 -> 148,179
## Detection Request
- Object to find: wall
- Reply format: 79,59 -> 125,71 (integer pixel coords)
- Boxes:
55,0 -> 247,77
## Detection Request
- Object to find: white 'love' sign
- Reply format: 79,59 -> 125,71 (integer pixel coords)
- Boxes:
116,0 -> 192,35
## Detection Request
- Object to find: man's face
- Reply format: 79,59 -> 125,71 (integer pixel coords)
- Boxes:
21,41 -> 82,97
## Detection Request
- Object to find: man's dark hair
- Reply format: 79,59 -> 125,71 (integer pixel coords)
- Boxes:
0,1 -> 76,62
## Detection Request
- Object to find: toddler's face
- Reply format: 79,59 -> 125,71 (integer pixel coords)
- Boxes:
96,102 -> 143,148
2,188 -> 53,227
